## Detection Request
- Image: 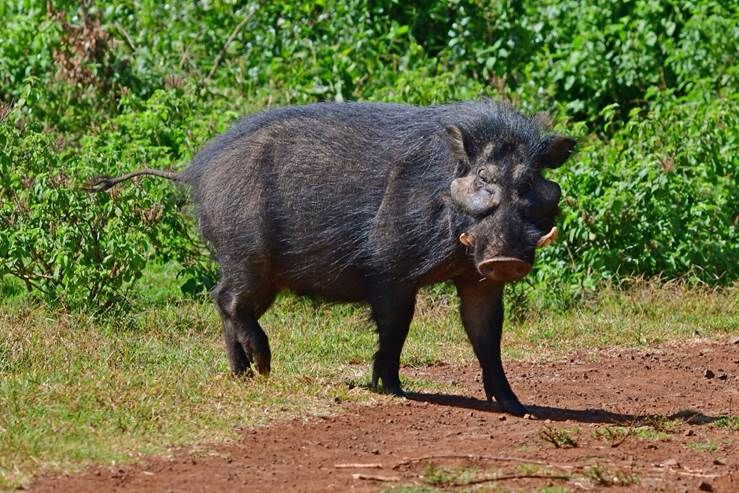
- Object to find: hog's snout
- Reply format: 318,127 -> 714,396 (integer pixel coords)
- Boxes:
477,257 -> 532,282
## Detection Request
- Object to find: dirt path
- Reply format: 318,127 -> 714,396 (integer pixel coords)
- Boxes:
30,339 -> 738,492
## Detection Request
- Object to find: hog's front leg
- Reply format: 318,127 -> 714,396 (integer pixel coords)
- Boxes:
454,276 -> 527,416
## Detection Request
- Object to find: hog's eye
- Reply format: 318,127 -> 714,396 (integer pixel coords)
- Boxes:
498,142 -> 512,155
477,167 -> 495,184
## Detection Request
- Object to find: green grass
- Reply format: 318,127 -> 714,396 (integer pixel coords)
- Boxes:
1,281 -> 737,489
593,424 -> 673,443
503,280 -> 739,358
421,463 -> 484,486
686,440 -> 721,453
713,416 -> 739,431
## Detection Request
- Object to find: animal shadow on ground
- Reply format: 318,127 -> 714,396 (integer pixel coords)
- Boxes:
405,391 -> 722,426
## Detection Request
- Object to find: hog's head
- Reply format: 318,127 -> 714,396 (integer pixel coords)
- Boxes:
447,122 -> 575,282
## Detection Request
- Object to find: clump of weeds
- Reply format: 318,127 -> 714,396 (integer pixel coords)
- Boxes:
585,463 -> 640,487
596,415 -> 682,444
539,426 -> 579,449
686,440 -> 721,452
593,425 -> 633,447
712,416 -> 739,431
421,463 -> 480,487
640,415 -> 680,434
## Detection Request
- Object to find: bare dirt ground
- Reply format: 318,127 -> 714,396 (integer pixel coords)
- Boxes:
30,338 -> 738,492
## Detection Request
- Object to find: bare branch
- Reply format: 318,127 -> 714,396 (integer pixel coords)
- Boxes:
352,473 -> 400,482
393,454 -> 574,470
203,8 -> 256,84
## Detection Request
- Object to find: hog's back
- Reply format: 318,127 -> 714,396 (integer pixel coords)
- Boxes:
182,103 -> 457,298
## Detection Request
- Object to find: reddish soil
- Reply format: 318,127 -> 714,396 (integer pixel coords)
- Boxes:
30,338 -> 738,492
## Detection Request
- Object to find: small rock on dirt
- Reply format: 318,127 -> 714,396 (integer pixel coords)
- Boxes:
698,480 -> 714,491
659,458 -> 679,468
713,458 -> 726,465
729,336 -> 739,345
704,369 -> 715,379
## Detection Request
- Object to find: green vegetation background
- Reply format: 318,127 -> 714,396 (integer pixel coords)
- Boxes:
1,0 -> 737,310
1,2 -> 738,488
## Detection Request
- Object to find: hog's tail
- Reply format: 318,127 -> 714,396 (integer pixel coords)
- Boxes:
83,168 -> 183,193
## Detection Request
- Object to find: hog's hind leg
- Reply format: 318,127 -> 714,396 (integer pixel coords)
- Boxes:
213,279 -> 275,377
369,287 -> 417,396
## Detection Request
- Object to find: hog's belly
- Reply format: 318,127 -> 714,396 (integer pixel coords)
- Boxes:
279,267 -> 369,302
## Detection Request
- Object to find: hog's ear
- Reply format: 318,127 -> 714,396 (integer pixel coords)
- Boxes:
540,135 -> 576,169
445,125 -> 470,173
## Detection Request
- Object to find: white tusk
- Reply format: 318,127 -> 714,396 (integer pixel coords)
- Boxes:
536,226 -> 558,248
459,232 -> 475,247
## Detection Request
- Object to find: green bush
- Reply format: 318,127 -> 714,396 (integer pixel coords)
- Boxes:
0,87 -> 228,309
536,91 -> 738,290
0,119 -> 151,310
0,0 -> 736,311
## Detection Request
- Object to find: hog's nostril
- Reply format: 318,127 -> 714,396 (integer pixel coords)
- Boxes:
477,257 -> 532,282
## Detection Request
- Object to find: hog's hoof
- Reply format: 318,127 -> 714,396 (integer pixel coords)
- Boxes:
500,400 -> 528,417
487,395 -> 528,417
371,378 -> 406,397
231,367 -> 255,379
250,352 -> 271,376
383,385 -> 407,398
371,369 -> 405,396
254,361 -> 270,377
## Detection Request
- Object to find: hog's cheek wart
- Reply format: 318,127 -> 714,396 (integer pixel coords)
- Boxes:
451,176 -> 487,214
450,177 -> 466,197
469,191 -> 490,211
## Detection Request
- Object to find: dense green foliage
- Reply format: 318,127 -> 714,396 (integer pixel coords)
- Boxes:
535,95 -> 738,296
1,0 -> 736,310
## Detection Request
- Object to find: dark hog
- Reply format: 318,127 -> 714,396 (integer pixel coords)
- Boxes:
89,100 -> 575,416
